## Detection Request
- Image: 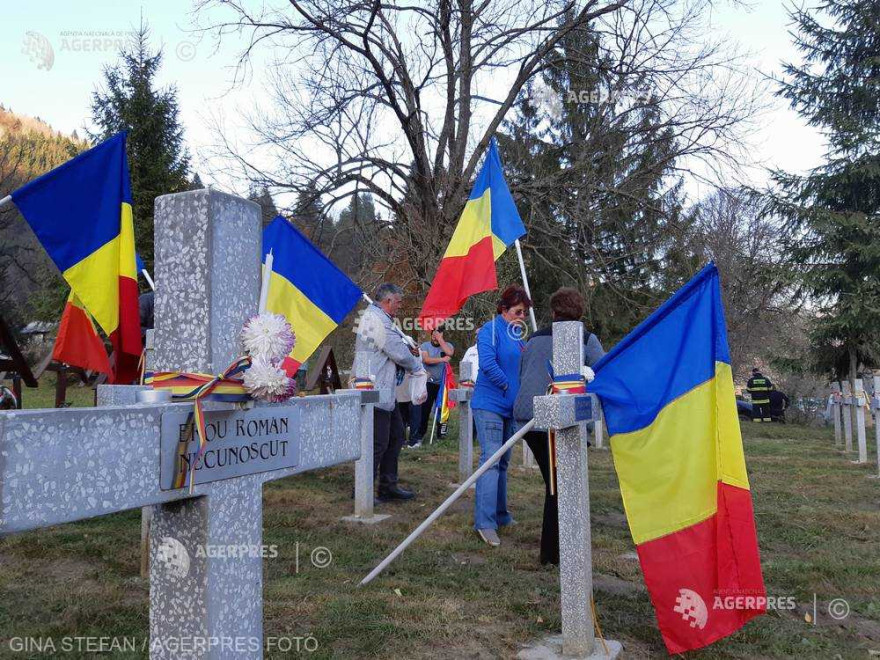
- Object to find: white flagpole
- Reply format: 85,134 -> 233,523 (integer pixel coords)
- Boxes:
141,268 -> 156,292
258,249 -> 273,313
360,418 -> 535,586
514,238 -> 538,331
0,195 -> 12,211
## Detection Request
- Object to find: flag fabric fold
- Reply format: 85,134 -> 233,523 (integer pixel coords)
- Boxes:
418,138 -> 526,329
588,263 -> 765,654
52,290 -> 112,375
11,132 -> 142,383
262,216 -> 363,376
434,362 -> 458,424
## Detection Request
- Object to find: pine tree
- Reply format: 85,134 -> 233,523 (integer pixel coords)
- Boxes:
769,1 -> 880,381
499,25 -> 684,341
248,185 -> 279,228
91,21 -> 190,271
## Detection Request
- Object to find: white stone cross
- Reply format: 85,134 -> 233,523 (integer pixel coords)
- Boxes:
0,189 -> 362,659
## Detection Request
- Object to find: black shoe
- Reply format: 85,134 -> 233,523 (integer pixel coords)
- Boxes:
377,486 -> 415,501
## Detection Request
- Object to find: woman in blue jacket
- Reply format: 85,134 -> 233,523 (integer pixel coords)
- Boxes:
472,284 -> 532,546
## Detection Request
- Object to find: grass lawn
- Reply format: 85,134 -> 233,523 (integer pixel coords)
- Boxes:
0,403 -> 878,658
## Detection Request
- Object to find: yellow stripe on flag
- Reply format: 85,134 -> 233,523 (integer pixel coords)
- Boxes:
443,189 -> 492,258
119,202 -> 137,280
610,362 -> 748,545
59,202 -> 135,338
266,271 -> 338,367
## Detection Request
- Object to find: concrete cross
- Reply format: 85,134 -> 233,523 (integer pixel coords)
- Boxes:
0,190 -> 361,659
842,379 -> 854,453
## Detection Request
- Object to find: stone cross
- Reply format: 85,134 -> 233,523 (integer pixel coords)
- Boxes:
842,380 -> 854,453
852,378 -> 868,464
872,375 -> 880,479
342,351 -> 390,524
0,189 -> 362,659
448,360 -> 474,486
529,322 -> 621,659
831,382 -> 842,447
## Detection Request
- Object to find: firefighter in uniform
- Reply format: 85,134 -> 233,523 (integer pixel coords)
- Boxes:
746,368 -> 773,422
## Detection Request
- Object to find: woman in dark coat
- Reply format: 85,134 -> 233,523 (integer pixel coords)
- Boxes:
512,287 -> 604,565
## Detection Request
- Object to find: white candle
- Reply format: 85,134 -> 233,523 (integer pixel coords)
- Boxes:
258,249 -> 273,313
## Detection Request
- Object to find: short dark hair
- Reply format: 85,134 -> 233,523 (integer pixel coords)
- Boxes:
550,287 -> 585,322
497,284 -> 533,315
752,368 -> 760,374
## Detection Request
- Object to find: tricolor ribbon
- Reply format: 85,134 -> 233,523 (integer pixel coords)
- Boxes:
353,377 -> 375,390
546,370 -> 588,496
146,356 -> 252,493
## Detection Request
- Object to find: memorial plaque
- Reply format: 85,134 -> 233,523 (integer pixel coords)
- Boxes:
574,395 -> 592,422
160,407 -> 301,490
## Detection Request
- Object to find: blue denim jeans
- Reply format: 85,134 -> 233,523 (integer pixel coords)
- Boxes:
473,408 -> 515,530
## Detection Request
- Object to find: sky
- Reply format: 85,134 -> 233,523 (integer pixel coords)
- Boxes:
2,0 -> 828,205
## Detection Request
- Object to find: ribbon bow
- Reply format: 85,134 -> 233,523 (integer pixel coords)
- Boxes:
146,356 -> 252,493
544,367 -> 589,496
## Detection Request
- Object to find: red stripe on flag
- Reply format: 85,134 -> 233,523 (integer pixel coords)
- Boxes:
636,482 -> 765,655
109,275 -> 142,384
53,301 -> 111,375
418,236 -> 496,330
281,356 -> 301,377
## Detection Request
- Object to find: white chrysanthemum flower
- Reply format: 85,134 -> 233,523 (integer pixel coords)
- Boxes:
243,357 -> 294,401
241,313 -> 296,361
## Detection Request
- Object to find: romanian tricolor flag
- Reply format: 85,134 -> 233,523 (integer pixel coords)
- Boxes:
434,362 -> 458,424
262,216 -> 362,376
53,290 -> 112,375
588,264 -> 765,654
418,139 -> 526,329
11,133 -> 142,383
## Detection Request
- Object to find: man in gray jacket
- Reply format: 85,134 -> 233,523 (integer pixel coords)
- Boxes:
355,283 -> 424,501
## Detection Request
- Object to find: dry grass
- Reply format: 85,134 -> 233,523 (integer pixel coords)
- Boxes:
0,406 -> 879,658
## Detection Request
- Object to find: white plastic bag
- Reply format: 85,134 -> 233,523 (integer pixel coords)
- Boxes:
409,370 -> 428,405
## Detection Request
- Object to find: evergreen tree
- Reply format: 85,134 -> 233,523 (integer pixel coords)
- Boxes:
768,1 -> 880,381
500,25 -> 684,342
91,21 -> 190,271
189,172 -> 204,190
248,185 -> 279,228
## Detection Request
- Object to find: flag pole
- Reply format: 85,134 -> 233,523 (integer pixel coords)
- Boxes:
360,418 -> 535,586
514,239 -> 538,332
140,268 -> 156,292
0,195 -> 13,211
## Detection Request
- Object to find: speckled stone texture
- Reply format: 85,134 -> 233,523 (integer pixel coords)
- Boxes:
873,376 -> 880,478
842,379 -> 854,452
0,190 -> 363,660
449,387 -> 473,485
548,322 -> 596,657
831,382 -> 842,446
854,378 -> 868,463
153,189 -> 261,374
